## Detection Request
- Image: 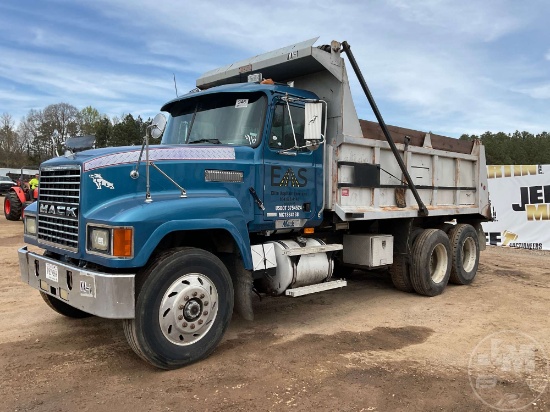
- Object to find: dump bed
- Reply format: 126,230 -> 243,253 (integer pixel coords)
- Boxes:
331,119 -> 490,221
197,38 -> 491,221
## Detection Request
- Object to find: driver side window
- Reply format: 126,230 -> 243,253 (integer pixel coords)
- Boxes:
269,104 -> 305,150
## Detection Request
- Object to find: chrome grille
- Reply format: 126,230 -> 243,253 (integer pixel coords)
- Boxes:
37,166 -> 81,251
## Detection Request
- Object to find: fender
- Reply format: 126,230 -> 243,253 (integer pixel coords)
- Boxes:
10,186 -> 27,204
84,194 -> 253,269
141,217 -> 252,268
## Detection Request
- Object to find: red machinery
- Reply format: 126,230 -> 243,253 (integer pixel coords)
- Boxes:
4,169 -> 39,221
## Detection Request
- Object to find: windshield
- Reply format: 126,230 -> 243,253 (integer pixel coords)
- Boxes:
162,92 -> 266,146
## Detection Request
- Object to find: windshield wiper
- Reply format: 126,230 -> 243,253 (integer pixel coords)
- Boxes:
188,138 -> 221,144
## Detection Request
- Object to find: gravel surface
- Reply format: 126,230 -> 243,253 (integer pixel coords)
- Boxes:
0,217 -> 548,411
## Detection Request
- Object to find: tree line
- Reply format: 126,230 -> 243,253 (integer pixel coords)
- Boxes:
460,131 -> 550,165
0,103 -> 153,169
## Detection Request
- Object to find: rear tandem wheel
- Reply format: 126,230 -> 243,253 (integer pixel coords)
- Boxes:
409,229 -> 452,297
448,224 -> 480,285
389,228 -> 423,293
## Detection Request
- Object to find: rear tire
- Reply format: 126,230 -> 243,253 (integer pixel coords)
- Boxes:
410,229 -> 451,296
390,255 -> 414,292
123,248 -> 234,369
4,191 -> 22,221
437,223 -> 454,234
390,228 -> 423,293
40,292 -> 91,318
448,224 -> 480,285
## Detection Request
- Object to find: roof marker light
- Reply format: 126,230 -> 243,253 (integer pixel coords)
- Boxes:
248,73 -> 263,83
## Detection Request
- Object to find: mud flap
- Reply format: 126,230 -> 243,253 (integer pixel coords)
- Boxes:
224,255 -> 254,321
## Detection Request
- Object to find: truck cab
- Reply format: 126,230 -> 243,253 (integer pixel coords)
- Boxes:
160,82 -> 324,233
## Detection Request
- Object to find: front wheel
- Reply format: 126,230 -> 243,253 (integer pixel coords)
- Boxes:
40,292 -> 91,318
123,248 -> 234,369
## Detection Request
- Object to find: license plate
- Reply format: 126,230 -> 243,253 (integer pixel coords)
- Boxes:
45,263 -> 59,283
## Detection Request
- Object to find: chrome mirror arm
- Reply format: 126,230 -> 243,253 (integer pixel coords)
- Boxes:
145,125 -> 152,202
132,120 -> 186,202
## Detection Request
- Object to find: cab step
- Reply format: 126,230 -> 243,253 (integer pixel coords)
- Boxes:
285,279 -> 347,297
281,244 -> 343,256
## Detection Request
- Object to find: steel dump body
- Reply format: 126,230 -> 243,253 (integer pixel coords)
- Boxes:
198,38 -> 490,222
330,120 -> 490,221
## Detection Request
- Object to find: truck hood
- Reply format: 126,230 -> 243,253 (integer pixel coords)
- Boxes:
39,144 -> 256,218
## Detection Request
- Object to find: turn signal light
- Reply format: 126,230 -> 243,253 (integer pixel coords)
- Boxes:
304,228 -> 315,234
112,228 -> 133,257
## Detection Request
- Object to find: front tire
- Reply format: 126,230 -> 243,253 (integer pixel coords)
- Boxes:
410,229 -> 451,296
123,248 -> 234,369
40,292 -> 91,318
4,191 -> 22,221
448,224 -> 480,285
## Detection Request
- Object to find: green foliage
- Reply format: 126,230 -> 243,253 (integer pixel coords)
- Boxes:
12,104 -> 154,166
110,114 -> 151,147
94,116 -> 113,148
19,103 -> 81,163
461,131 -> 550,165
79,106 -> 102,135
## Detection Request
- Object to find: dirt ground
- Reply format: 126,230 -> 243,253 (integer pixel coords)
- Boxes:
0,216 -> 548,412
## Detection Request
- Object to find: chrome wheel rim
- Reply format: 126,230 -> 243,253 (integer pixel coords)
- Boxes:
462,237 -> 477,273
159,273 -> 218,346
430,243 -> 448,283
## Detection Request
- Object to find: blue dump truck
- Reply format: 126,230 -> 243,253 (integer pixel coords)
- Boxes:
18,38 -> 491,369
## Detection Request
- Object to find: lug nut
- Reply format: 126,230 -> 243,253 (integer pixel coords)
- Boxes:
200,294 -> 205,299
204,301 -> 209,306
198,320 -> 203,325
203,311 -> 208,316
184,296 -> 189,301
190,324 -> 195,329
192,292 -> 197,297
182,322 -> 188,327
178,304 -> 184,310
178,315 -> 183,320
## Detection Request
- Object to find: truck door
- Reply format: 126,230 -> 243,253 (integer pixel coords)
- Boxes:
262,102 -> 320,230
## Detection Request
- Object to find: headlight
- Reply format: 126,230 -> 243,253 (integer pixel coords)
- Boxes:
87,225 -> 133,257
25,216 -> 37,236
89,227 -> 110,252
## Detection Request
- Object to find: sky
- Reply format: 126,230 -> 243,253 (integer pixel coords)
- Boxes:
1,0 -> 549,138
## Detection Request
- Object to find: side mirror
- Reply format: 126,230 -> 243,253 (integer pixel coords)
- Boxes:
304,103 -> 323,141
151,113 -> 167,139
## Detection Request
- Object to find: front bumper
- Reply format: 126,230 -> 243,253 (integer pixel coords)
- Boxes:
18,246 -> 135,319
